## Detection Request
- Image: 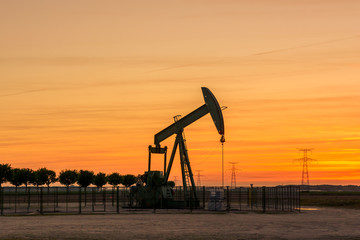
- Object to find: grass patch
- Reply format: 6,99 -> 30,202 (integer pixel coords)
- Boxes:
301,191 -> 360,209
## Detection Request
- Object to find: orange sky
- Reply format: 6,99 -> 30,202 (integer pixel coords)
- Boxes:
1,1 -> 360,186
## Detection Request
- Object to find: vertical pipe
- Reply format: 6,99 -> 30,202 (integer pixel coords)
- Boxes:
222,142 -> 224,188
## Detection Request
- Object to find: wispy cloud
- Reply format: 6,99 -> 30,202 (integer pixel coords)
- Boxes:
142,34 -> 360,73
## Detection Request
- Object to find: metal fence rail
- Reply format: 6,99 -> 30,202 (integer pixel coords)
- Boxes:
0,186 -> 300,215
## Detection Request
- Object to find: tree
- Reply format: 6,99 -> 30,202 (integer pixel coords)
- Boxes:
33,168 -> 50,187
107,173 -> 122,188
44,169 -> 57,188
77,170 -> 94,206
59,170 -> 78,187
59,169 -> 78,212
77,170 -> 94,188
20,168 -> 34,189
0,163 -> 12,187
9,168 -> 24,190
94,172 -> 107,189
107,172 -> 122,206
44,169 -> 57,195
122,174 -> 137,188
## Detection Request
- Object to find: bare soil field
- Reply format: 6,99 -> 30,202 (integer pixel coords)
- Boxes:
1,208 -> 360,240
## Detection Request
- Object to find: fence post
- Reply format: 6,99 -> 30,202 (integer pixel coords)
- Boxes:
298,185 -> 301,212
56,187 -> 59,207
250,184 -> 253,210
153,188 -> 156,213
40,187 -> 43,215
116,186 -> 120,214
0,187 -> 3,215
27,187 -> 31,212
14,187 -> 17,213
84,187 -> 87,207
262,186 -> 266,213
103,188 -> 106,212
239,187 -> 241,211
190,188 -> 193,213
66,187 -> 69,213
78,187 -> 82,214
226,186 -> 230,212
112,187 -> 114,206
53,187 -> 56,212
92,188 -> 95,212
202,186 -> 205,209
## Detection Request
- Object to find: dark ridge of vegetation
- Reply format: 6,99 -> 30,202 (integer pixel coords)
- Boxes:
305,191 -> 360,196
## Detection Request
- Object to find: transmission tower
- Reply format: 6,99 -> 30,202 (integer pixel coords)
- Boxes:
195,170 -> 205,186
228,162 -> 238,188
296,149 -> 315,186
173,176 -> 179,186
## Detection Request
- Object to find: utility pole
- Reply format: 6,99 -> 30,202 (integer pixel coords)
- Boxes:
228,162 -> 238,189
296,149 -> 315,186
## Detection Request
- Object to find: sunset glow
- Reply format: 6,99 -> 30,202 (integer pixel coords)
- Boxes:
1,1 -> 360,186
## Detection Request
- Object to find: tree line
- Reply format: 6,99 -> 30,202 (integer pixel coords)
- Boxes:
0,163 -> 138,189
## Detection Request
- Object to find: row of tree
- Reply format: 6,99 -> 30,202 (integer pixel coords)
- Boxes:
0,163 -> 138,189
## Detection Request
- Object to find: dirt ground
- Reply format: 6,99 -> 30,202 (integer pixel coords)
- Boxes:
1,208 -> 360,240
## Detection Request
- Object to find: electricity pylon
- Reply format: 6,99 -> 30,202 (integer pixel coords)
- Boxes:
173,176 -> 179,186
295,149 -> 315,186
195,170 -> 204,186
228,162 -> 238,188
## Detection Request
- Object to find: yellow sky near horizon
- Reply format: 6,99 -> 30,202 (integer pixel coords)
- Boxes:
1,0 -> 360,186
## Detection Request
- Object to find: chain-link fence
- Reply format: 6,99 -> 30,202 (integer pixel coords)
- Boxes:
0,185 -> 300,215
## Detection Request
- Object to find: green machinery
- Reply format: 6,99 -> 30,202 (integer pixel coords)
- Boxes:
132,87 -> 225,208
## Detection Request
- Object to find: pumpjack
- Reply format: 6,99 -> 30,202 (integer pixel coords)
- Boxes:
132,87 -> 225,208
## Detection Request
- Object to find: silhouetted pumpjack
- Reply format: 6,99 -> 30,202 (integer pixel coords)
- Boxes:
147,87 -> 225,206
